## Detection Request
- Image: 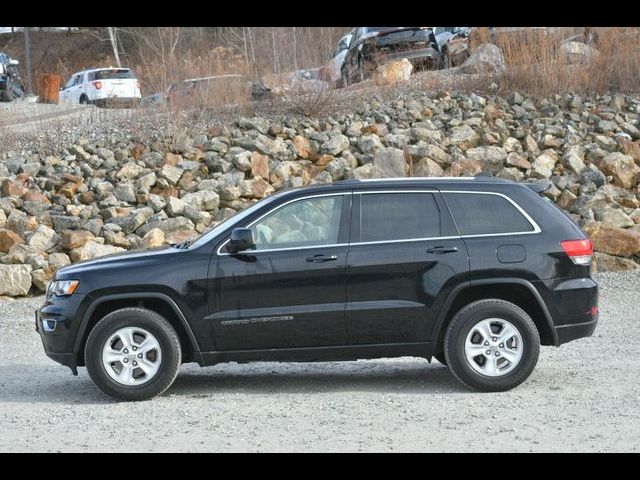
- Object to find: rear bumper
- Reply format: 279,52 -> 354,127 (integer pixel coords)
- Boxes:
536,277 -> 599,346
93,97 -> 140,108
554,317 -> 598,345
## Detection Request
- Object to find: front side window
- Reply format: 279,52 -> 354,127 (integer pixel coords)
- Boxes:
443,193 -> 535,236
359,193 -> 441,243
250,196 -> 344,251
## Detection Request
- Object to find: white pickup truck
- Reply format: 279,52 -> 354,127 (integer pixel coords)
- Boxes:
59,67 -> 141,107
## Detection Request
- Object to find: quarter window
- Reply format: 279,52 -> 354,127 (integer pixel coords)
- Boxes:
359,193 -> 441,242
250,196 -> 344,250
443,193 -> 535,236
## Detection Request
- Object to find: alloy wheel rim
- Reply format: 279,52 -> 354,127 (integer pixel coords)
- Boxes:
101,327 -> 162,386
464,318 -> 524,377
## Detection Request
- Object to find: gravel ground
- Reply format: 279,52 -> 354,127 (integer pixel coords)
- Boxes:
0,271 -> 638,452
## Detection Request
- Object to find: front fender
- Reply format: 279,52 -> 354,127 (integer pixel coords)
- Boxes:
72,292 -> 202,366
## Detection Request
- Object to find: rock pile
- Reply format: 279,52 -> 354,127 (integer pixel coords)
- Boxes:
1,89 -> 640,295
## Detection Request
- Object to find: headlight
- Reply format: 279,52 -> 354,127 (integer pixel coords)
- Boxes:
47,280 -> 79,297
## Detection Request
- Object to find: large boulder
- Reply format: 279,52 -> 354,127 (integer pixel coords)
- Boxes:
59,230 -> 96,250
465,146 -> 508,174
0,229 -> 24,253
320,134 -> 349,156
413,158 -> 444,177
250,152 -> 270,179
560,41 -> 600,65
370,148 -> 407,178
31,267 -> 55,292
449,158 -> 482,177
460,43 -> 506,74
532,150 -> 559,179
600,153 -> 639,189
142,228 -> 166,249
372,59 -> 413,86
592,252 -> 639,273
562,145 -> 587,175
27,225 -> 58,252
586,223 -> 640,257
0,264 -> 33,296
449,125 -> 480,150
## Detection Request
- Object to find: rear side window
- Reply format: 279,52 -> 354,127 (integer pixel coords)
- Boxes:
359,193 -> 440,242
93,69 -> 134,80
443,193 -> 535,236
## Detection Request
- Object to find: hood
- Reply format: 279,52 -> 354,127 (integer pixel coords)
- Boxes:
56,245 -> 180,278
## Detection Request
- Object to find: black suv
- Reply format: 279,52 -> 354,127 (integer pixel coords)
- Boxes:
37,177 -> 598,400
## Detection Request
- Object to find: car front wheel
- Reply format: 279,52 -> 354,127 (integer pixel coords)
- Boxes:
443,299 -> 540,392
85,308 -> 182,401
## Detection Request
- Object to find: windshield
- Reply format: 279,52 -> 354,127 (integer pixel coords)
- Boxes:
187,190 -> 290,250
93,69 -> 134,80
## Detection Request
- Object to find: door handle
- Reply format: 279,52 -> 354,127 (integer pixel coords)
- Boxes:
427,246 -> 459,254
306,254 -> 338,263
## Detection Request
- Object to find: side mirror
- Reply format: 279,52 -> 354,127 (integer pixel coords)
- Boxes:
228,228 -> 255,253
9,59 -> 19,66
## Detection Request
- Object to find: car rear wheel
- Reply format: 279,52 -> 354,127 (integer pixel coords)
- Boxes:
85,308 -> 182,401
443,299 -> 540,392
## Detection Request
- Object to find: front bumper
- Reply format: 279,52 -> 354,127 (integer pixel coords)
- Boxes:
36,293 -> 89,374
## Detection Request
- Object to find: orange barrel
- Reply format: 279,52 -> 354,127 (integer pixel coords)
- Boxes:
38,74 -> 62,104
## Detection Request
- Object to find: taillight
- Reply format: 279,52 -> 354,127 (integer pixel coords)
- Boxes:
92,81 -> 102,90
560,239 -> 593,266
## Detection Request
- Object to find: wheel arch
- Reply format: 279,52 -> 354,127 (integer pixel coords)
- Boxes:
433,278 -> 558,351
73,293 -> 201,367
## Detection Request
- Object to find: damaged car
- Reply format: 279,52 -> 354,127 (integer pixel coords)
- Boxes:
340,27 -> 442,86
142,74 -> 272,109
434,27 -> 472,68
0,52 -> 25,102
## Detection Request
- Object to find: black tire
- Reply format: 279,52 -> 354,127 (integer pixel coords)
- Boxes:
79,95 -> 89,105
85,307 -> 182,401
443,299 -> 540,392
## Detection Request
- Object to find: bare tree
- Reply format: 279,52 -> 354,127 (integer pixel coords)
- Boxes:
107,27 -> 121,67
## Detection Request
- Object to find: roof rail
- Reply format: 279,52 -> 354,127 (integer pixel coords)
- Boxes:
474,171 -> 494,179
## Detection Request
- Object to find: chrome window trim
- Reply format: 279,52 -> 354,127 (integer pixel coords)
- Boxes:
440,190 -> 541,237
350,235 -> 460,247
216,192 -> 351,256
215,188 -> 542,256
